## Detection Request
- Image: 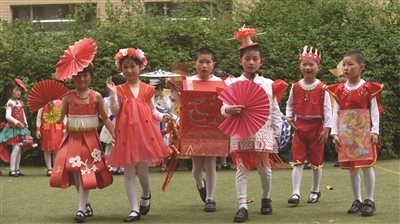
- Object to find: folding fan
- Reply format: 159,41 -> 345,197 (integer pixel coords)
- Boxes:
28,80 -> 69,113
43,107 -> 61,124
218,80 -> 270,138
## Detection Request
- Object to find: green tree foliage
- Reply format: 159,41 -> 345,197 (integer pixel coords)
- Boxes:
0,0 -> 398,165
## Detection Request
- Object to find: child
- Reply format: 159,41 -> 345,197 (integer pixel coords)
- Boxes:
286,46 -> 332,205
50,61 -> 115,223
99,73 -> 126,175
221,28 -> 285,223
106,47 -> 170,222
0,78 -> 31,177
328,60 -> 348,167
36,100 -> 65,176
167,47 -> 222,212
328,50 -> 383,216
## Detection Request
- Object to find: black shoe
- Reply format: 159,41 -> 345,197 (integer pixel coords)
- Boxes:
85,202 -> 93,217
334,163 -> 340,167
233,207 -> 248,223
111,170 -> 120,175
260,198 -> 272,215
204,199 -> 216,212
197,178 -> 207,203
16,170 -> 24,176
287,194 -> 300,205
307,191 -> 321,203
9,171 -> 19,177
221,164 -> 232,170
361,199 -> 376,216
74,210 -> 86,223
46,169 -> 52,177
139,193 -> 151,215
123,210 -> 141,222
347,200 -> 362,214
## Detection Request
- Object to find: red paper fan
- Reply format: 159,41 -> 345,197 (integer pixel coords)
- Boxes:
28,80 -> 69,113
55,38 -> 97,81
218,80 -> 270,138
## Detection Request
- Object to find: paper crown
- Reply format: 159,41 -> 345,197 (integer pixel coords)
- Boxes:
299,46 -> 321,64
232,26 -> 266,49
329,60 -> 343,77
171,60 -> 191,76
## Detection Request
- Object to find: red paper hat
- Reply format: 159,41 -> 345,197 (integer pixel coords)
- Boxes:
15,78 -> 27,91
55,38 -> 97,81
232,26 -> 266,50
299,45 -> 321,64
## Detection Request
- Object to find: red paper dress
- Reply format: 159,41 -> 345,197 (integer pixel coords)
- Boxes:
0,100 -> 31,162
327,81 -> 384,169
50,91 -> 113,190
107,82 -> 169,167
36,100 -> 64,151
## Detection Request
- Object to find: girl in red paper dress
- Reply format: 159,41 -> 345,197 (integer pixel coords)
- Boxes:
328,50 -> 383,217
106,47 -> 170,222
285,46 -> 332,206
36,99 -> 65,176
0,78 -> 32,177
221,28 -> 286,222
50,63 -> 115,223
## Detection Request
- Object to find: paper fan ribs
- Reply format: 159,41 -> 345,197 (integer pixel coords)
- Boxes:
218,80 -> 270,138
28,80 -> 69,113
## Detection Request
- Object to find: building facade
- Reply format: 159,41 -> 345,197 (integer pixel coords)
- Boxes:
0,0 -> 251,23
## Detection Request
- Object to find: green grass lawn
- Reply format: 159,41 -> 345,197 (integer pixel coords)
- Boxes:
1,160 -> 399,224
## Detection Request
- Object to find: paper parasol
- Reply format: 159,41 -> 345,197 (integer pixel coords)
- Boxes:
140,69 -> 181,77
55,38 -> 97,81
28,80 -> 69,113
218,80 -> 270,138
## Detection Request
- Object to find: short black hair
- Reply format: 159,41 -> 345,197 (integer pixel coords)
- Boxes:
344,50 -> 365,64
111,73 -> 126,86
194,47 -> 216,61
239,44 -> 263,58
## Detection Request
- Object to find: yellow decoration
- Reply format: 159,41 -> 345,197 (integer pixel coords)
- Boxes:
43,107 -> 61,124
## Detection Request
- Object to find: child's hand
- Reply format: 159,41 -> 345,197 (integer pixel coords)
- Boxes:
318,128 -> 329,145
16,122 -> 25,128
162,114 -> 171,123
370,133 -> 379,144
36,132 -> 41,139
333,135 -> 341,152
225,105 -> 245,115
105,77 -> 117,93
286,117 -> 297,131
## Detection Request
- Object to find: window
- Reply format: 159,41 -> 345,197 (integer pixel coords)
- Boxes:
11,4 -> 96,30
145,2 -> 178,16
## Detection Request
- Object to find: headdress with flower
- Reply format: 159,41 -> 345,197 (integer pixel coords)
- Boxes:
230,25 -> 266,49
299,45 -> 322,64
114,47 -> 148,70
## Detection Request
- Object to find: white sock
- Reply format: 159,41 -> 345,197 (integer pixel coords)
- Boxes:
239,203 -> 248,210
292,164 -> 304,197
124,164 -> 139,212
137,162 -> 150,207
192,156 -> 205,188
362,167 -> 375,201
349,169 -> 362,202
10,144 -> 20,171
221,157 -> 227,166
44,151 -> 52,170
205,156 -> 217,200
310,168 -> 322,199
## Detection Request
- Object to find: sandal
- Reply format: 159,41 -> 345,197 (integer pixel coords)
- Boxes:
307,191 -> 321,203
287,194 -> 300,205
74,210 -> 86,223
46,169 -> 52,177
16,170 -> 24,176
85,202 -> 93,217
139,193 -> 151,215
